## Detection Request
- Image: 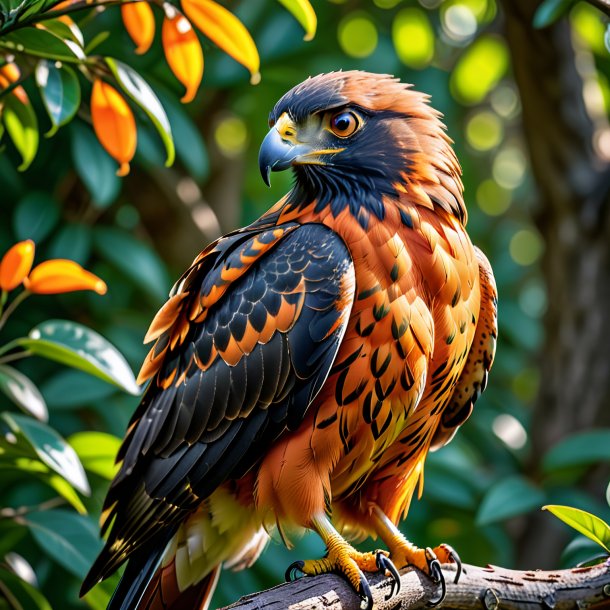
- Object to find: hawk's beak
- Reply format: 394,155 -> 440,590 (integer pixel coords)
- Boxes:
259,116 -> 312,187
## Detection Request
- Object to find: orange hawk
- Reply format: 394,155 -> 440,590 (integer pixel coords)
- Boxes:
81,71 -> 498,610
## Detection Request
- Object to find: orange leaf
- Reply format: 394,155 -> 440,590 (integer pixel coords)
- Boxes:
180,0 -> 260,83
0,240 -> 35,291
25,259 -> 107,295
162,7 -> 203,103
90,79 -> 137,176
122,2 -> 156,55
0,63 -> 28,104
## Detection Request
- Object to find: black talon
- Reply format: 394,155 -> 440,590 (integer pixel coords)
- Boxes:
357,567 -> 374,610
448,549 -> 462,584
285,560 -> 304,582
376,551 -> 401,599
426,559 -> 447,607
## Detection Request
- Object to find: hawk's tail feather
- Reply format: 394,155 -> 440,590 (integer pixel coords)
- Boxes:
105,537 -> 221,610
139,562 -> 221,610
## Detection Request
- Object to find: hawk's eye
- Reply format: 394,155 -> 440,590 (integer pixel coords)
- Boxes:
330,111 -> 359,138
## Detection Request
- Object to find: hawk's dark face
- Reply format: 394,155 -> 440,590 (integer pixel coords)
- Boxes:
259,71 -> 465,223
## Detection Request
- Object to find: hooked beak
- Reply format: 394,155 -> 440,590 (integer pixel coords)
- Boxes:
258,127 -> 313,187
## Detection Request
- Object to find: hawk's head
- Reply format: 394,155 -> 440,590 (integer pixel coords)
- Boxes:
259,71 -> 465,223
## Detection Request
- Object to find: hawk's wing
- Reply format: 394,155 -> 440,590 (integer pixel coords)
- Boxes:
82,222 -> 355,591
431,246 -> 497,449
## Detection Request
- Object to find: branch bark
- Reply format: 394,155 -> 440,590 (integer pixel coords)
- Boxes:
220,559 -> 610,610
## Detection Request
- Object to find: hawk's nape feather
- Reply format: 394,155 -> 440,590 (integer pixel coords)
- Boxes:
81,223 -> 355,595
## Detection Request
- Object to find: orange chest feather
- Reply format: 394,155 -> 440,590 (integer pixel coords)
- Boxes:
306,202 -> 480,477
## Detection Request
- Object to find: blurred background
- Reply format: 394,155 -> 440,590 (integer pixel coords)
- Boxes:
1,0 -> 610,608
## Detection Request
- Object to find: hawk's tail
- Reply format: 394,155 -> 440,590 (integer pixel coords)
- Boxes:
99,486 -> 269,610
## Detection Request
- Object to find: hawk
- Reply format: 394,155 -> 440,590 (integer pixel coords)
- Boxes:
81,71 -> 498,610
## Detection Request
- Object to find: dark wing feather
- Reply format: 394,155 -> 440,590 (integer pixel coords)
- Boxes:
82,222 -> 355,593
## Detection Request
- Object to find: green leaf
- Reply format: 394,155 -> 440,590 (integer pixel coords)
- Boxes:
476,475 -> 546,525
35,60 -> 80,136
277,0 -> 316,41
1,29 -> 77,61
105,58 -> 175,167
0,567 -> 52,610
533,0 -> 576,28
156,89 -> 208,181
40,369 -> 115,410
542,429 -> 610,473
543,505 -> 610,553
70,123 -> 120,207
68,431 -> 121,480
13,190 -> 60,242
93,227 -> 170,303
2,92 -> 39,171
47,222 -> 91,265
0,364 -> 48,421
46,472 -> 87,514
2,412 -> 90,494
37,16 -> 84,47
24,509 -> 102,579
18,319 -> 140,395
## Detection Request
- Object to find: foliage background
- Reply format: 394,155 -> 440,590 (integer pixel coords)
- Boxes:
1,0 -> 609,609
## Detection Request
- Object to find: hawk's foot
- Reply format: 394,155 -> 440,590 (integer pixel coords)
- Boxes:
371,506 -> 462,606
287,515 -> 401,610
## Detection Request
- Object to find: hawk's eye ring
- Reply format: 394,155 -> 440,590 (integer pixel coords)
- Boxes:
330,111 -> 359,137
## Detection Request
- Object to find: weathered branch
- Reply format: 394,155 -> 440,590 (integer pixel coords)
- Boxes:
220,559 -> 610,610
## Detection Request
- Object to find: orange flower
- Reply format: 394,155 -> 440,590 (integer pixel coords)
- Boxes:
122,2 -> 156,55
0,240 -> 35,291
0,62 -> 28,104
25,259 -> 107,295
90,79 -> 137,176
162,6 -> 204,103
180,0 -> 260,84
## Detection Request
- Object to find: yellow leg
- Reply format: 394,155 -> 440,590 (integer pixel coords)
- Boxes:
371,506 -> 461,605
286,513 -> 401,610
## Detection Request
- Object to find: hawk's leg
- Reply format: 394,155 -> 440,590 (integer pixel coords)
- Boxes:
286,513 -> 401,610
371,505 -> 461,606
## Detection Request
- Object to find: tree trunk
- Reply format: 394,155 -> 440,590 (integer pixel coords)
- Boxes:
500,0 -> 610,568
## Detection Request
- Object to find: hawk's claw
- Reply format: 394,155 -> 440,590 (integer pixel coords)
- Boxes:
285,560 -> 304,582
425,557 -> 446,607
376,551 -> 401,599
357,570 -> 373,610
448,548 -> 462,583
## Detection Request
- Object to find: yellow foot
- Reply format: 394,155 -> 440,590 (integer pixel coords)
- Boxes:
286,540 -> 401,610
372,508 -> 462,606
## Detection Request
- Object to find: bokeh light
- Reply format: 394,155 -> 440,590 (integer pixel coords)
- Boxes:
492,146 -> 526,189
214,115 -> 248,158
519,279 -> 547,318
492,414 -> 527,450
572,3 -> 606,54
466,111 -> 503,151
338,12 -> 378,58
373,0 -> 401,8
476,179 -> 511,216
450,35 -> 508,104
442,4 -> 477,43
392,8 -> 434,69
509,228 -> 544,266
490,85 -> 520,119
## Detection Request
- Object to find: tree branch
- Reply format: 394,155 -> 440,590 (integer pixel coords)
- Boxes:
220,559 -> 610,610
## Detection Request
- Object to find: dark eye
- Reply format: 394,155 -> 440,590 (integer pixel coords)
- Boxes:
330,111 -> 360,137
